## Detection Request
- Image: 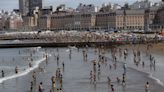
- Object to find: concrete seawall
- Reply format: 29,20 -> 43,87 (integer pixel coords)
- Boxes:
0,40 -> 161,48
0,41 -> 126,48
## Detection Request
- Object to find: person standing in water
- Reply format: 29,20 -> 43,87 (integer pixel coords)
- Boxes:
123,63 -> 127,74
59,88 -> 63,92
57,55 -> 59,66
142,61 -> 145,68
60,74 -> 63,89
93,61 -> 97,83
51,76 -> 56,92
30,81 -> 33,92
32,71 -> 36,83
145,82 -> 150,92
97,62 -> 101,80
1,70 -> 4,77
15,66 -> 18,74
29,62 -> 32,68
38,82 -> 44,92
153,60 -> 156,71
122,73 -> 126,86
62,62 -> 65,72
107,76 -> 111,86
110,84 -> 115,92
90,70 -> 93,84
116,77 -> 120,84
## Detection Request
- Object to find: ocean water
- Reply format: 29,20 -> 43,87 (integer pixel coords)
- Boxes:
0,47 -> 46,83
0,46 -> 163,92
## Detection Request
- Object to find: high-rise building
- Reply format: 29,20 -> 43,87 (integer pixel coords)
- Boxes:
19,0 -> 29,16
29,0 -> 42,14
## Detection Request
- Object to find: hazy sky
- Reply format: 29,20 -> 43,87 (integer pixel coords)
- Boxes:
0,0 -> 161,11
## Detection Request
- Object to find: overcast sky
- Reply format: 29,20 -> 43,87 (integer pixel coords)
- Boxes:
0,0 -> 161,11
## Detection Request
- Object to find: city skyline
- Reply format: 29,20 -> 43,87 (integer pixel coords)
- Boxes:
0,0 -> 161,11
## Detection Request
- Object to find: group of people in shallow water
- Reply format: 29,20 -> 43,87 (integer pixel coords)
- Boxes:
87,44 -> 153,92
1,65 -> 18,78
0,44 -> 155,92
88,46 -> 129,92
29,48 -> 65,92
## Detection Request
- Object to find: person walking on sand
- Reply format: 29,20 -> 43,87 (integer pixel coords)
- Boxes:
145,82 -> 150,92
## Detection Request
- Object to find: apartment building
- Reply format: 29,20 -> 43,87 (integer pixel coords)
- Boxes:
38,15 -> 51,30
95,12 -> 116,29
95,9 -> 145,30
116,9 -> 145,30
51,12 -> 96,30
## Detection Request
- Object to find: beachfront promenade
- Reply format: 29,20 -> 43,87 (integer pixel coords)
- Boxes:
0,31 -> 162,47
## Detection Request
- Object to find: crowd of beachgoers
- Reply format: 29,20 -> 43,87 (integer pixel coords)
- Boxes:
0,30 -> 163,43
